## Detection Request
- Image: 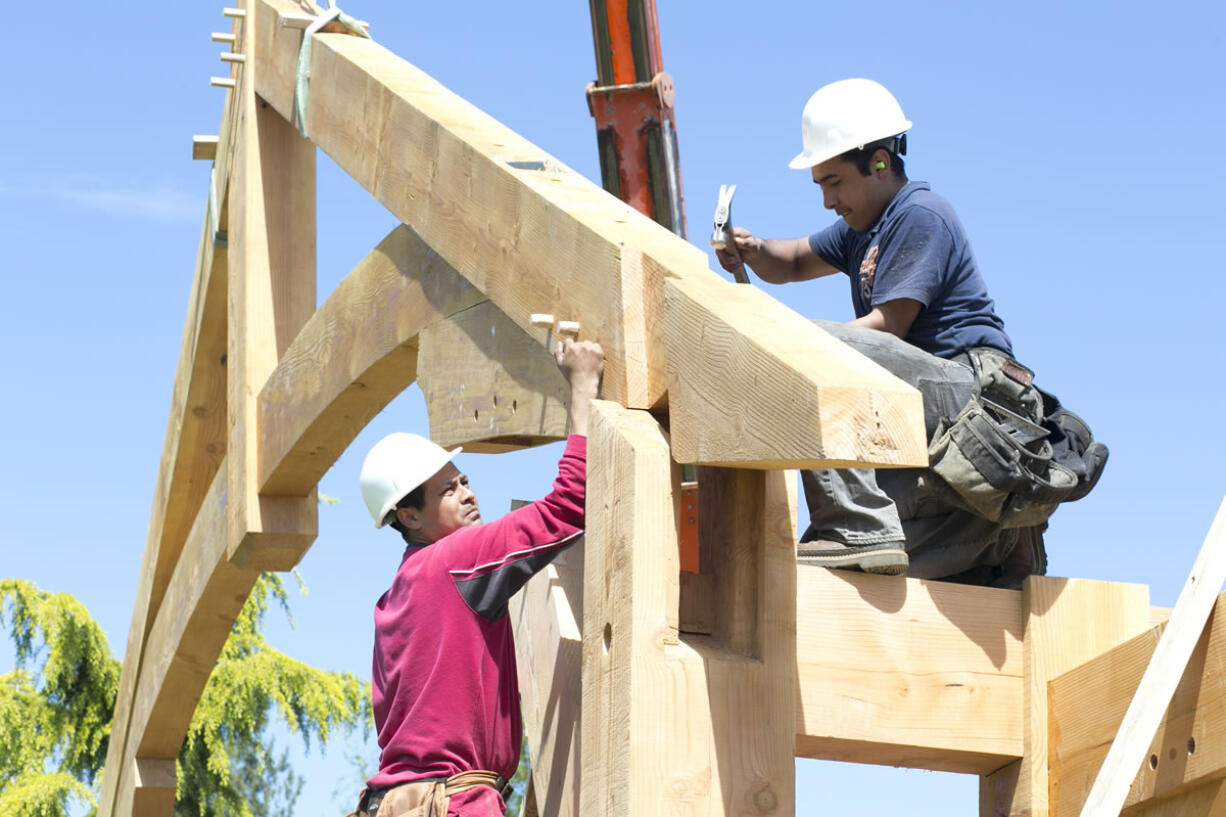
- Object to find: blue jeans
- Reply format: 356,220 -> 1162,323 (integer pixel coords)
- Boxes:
801,322 -> 1003,578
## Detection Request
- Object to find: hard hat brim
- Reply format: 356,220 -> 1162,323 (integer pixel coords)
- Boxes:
787,121 -> 913,171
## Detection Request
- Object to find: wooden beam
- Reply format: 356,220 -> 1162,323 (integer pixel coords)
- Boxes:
247,0 -> 927,469
663,273 -> 927,468
258,225 -> 484,495
99,207 -> 229,817
581,401 -> 796,815
797,569 -> 1026,773
192,134 -> 219,160
1050,594 -> 1226,817
250,0 -> 691,409
226,1 -> 317,569
131,758 -> 176,817
418,299 -> 570,453
108,466 -> 262,816
982,576 -> 1152,817
1074,498 -> 1226,817
511,540 -> 584,817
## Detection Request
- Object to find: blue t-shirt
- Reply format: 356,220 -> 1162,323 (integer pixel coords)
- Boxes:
808,181 -> 1012,359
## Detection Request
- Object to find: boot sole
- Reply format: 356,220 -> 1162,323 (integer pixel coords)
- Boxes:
797,546 -> 908,576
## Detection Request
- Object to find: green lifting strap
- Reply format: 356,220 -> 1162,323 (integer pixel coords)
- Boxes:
292,1 -> 371,140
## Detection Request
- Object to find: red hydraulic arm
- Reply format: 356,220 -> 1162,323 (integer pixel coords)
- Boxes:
586,1 -> 698,571
586,0 -> 687,238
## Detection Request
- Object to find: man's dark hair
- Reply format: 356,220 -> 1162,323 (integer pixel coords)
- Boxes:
387,484 -> 426,543
841,136 -> 907,179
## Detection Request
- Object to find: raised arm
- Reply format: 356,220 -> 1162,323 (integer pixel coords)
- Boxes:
715,227 -> 839,284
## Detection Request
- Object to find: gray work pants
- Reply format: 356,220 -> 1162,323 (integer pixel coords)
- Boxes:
801,321 -> 1009,579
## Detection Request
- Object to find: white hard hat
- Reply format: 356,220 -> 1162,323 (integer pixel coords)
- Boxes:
359,433 -> 462,528
788,78 -> 912,170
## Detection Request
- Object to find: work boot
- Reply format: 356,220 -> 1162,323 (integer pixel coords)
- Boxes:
797,540 -> 908,576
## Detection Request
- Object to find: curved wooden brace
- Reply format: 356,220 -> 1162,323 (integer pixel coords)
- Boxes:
258,224 -> 484,496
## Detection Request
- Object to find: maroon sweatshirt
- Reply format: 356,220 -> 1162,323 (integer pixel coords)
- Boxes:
367,436 -> 586,813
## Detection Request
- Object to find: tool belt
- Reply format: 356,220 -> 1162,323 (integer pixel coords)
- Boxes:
348,770 -> 507,817
927,347 -> 1108,529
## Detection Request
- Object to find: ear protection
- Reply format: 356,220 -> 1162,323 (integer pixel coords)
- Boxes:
874,160 -> 886,170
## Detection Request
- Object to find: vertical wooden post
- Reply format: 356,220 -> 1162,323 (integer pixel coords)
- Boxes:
226,0 -> 316,568
581,401 -> 795,816
980,577 -> 1151,817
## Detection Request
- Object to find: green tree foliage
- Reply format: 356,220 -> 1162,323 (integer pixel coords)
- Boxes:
0,575 -> 372,817
175,574 -> 371,817
0,579 -> 117,817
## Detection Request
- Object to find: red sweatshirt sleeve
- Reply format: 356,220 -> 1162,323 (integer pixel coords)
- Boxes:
433,435 -> 586,621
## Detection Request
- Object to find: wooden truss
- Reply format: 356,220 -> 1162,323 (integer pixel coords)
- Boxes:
99,1 -> 1226,815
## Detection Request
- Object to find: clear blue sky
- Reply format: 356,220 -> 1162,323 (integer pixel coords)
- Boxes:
2,1 -> 1224,814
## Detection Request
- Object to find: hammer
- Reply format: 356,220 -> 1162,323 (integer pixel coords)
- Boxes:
709,184 -> 750,284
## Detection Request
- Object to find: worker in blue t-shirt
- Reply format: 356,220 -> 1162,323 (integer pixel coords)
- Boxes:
716,78 -> 1045,584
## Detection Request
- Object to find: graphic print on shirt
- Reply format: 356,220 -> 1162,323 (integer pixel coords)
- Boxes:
859,243 -> 879,303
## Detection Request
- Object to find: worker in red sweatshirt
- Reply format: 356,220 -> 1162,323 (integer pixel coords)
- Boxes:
350,337 -> 604,817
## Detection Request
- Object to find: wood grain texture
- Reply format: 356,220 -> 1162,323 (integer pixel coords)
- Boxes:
1049,595 -> 1226,817
250,0 -> 695,408
418,299 -> 570,453
100,186 -> 229,817
108,466 -> 260,817
130,759 -> 176,817
662,273 -> 927,468
982,576 -> 1152,817
797,569 -> 1026,773
226,22 -> 317,569
258,225 -> 484,494
582,401 -> 795,816
511,539 -> 585,817
1074,498 -> 1226,817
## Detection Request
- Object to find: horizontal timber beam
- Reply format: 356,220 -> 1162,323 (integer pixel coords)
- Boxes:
663,274 -> 927,468
1049,594 -> 1226,817
258,225 -> 485,495
418,299 -> 571,452
250,0 -> 927,468
796,569 -> 1025,773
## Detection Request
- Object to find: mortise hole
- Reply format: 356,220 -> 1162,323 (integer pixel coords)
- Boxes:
473,409 -> 479,422
1168,747 -> 1177,761
1188,737 -> 1197,755
1149,754 -> 1159,770
512,399 -> 517,413
602,623 -> 612,653
493,395 -> 498,407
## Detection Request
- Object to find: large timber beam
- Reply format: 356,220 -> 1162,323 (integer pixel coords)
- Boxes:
982,577 -> 1154,817
225,0 -> 317,569
108,466 -> 262,817
418,299 -> 571,452
100,152 -> 231,817
1049,594 -> 1226,817
663,274 -> 926,467
249,0 -> 927,469
258,225 -> 484,494
581,401 -> 796,815
797,569 -> 1025,773
511,540 -> 584,817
